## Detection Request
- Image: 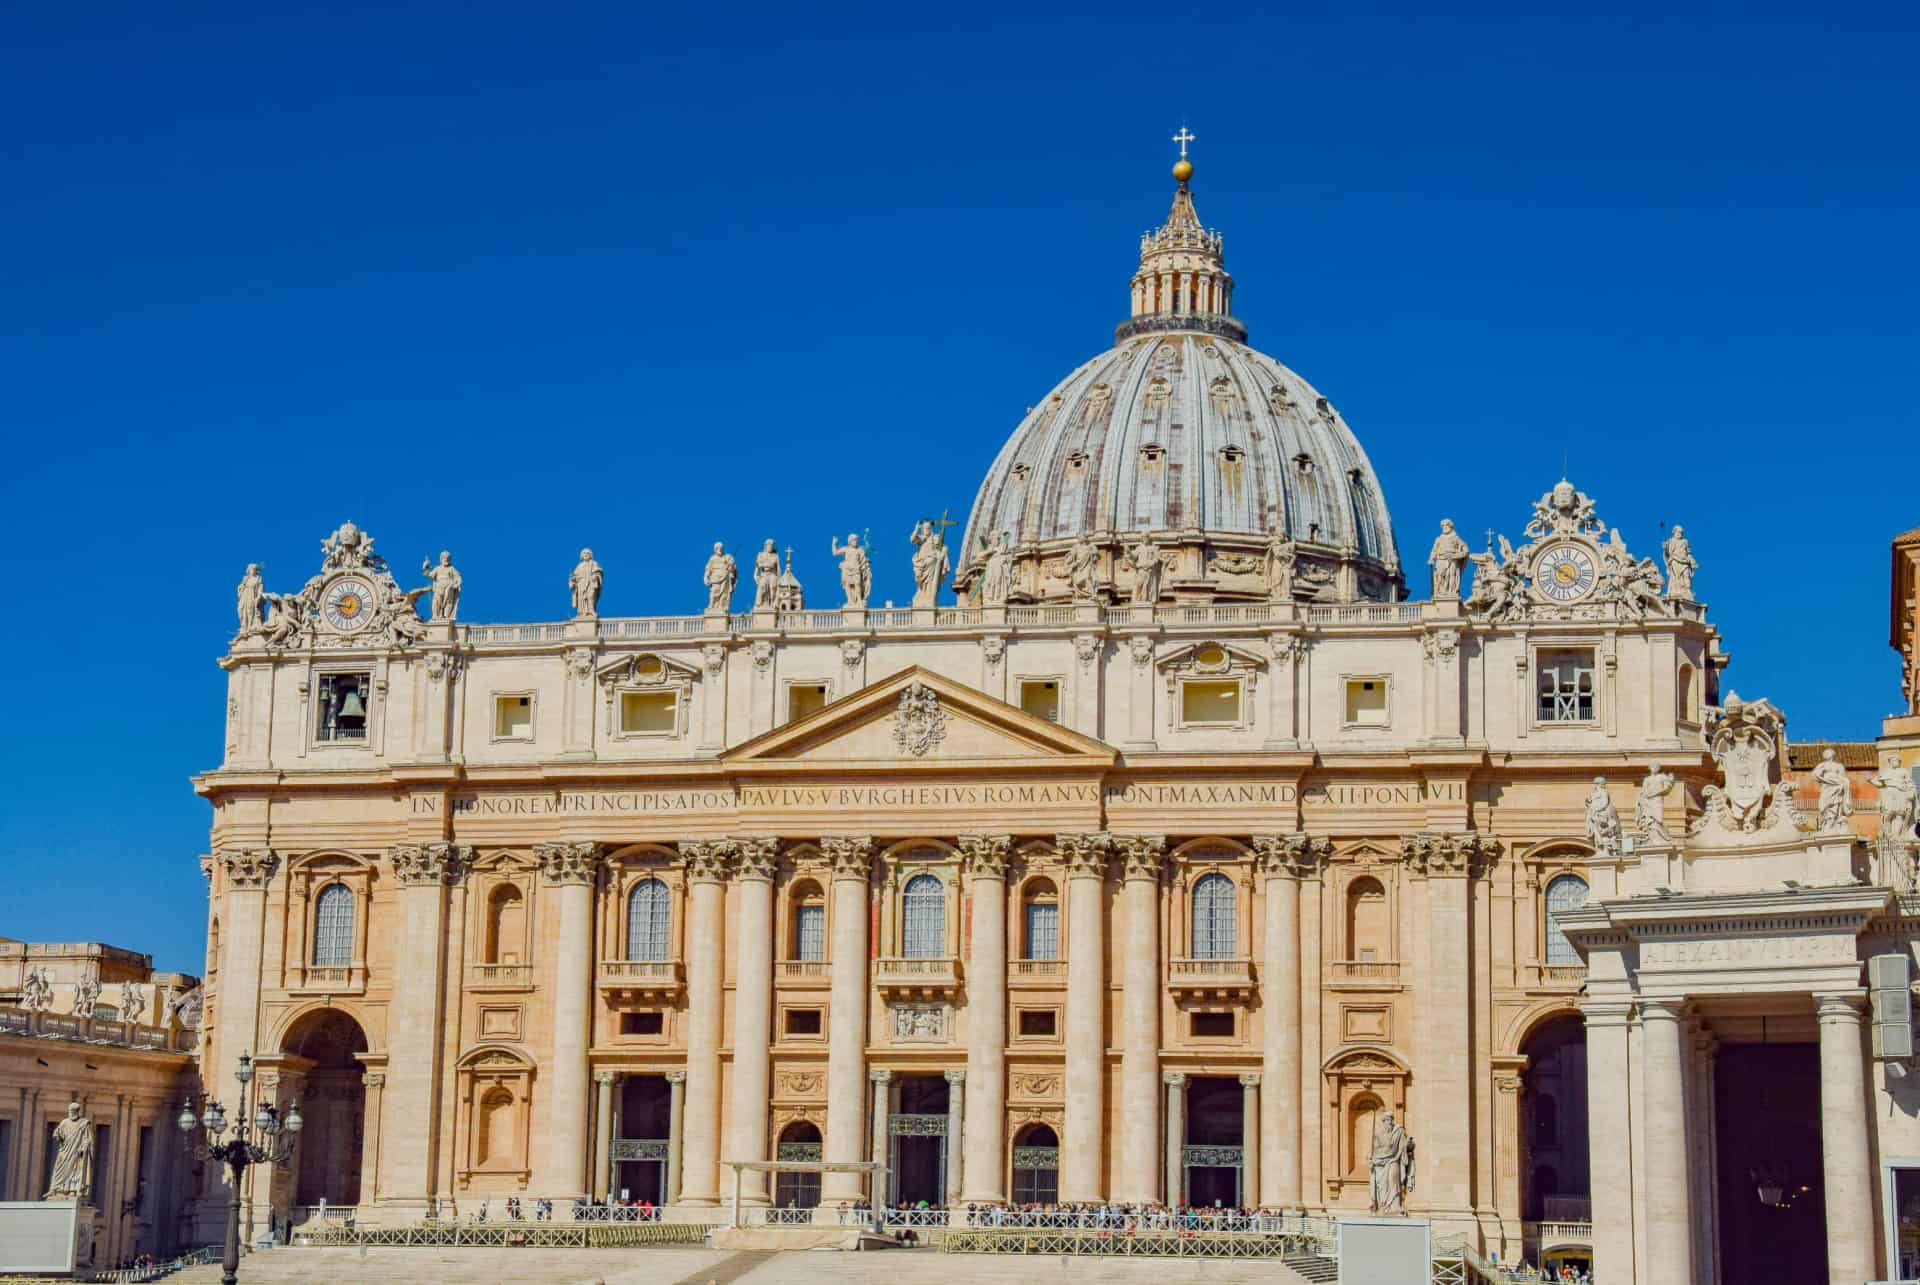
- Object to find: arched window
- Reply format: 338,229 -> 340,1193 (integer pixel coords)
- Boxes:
1677,663 -> 1697,722
313,884 -> 354,967
627,878 -> 671,962
775,1121 -> 823,1208
1012,1123 -> 1060,1203
1023,878 -> 1059,960
1346,875 -> 1388,961
486,885 -> 526,965
1191,873 -> 1236,959
1545,875 -> 1589,966
902,874 -> 945,958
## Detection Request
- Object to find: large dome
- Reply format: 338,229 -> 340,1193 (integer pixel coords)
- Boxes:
956,161 -> 1402,606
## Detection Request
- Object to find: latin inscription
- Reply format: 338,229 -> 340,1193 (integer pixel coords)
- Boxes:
740,784 -> 1098,808
1106,781 -> 1465,807
1640,935 -> 1849,966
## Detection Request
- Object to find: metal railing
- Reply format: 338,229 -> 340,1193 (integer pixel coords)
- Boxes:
83,1247 -> 220,1282
306,1220 -> 710,1248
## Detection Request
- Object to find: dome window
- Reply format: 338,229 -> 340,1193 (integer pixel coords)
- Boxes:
1217,445 -> 1246,496
1139,443 -> 1166,469
1011,464 -> 1032,483
1294,453 -> 1315,476
1269,385 -> 1295,412
1218,445 -> 1244,465
1065,451 -> 1090,476
1315,396 -> 1338,425
1145,377 -> 1170,412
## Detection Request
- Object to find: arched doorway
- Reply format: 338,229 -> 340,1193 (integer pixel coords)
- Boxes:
279,1008 -> 368,1206
1715,1043 -> 1826,1284
774,1121 -> 822,1209
1520,1014 -> 1589,1272
1010,1123 -> 1059,1203
1184,1077 -> 1244,1207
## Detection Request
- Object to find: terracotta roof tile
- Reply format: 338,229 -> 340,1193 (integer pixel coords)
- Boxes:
1785,741 -> 1878,769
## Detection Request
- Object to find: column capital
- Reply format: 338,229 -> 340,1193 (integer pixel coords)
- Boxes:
1400,830 -> 1500,877
593,1070 -> 616,1085
958,834 -> 1012,879
536,840 -> 601,886
1057,832 -> 1113,879
869,1068 -> 893,1085
666,1070 -> 687,1084
822,835 -> 875,881
1637,997 -> 1690,1024
219,849 -> 279,888
390,841 -> 471,887
1114,835 -> 1166,883
1238,1072 -> 1261,1088
944,1069 -> 967,1085
1577,998 -> 1636,1026
678,840 -> 735,883
731,837 -> 779,882
361,1072 -> 385,1089
1161,1071 -> 1187,1088
1814,992 -> 1868,1023
1495,1074 -> 1522,1095
1252,833 -> 1330,878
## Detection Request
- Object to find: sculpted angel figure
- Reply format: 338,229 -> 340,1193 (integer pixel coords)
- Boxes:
1368,1110 -> 1413,1215
1636,762 -> 1678,843
72,976 -> 100,1018
1465,537 -> 1522,620
570,549 -> 604,617
1065,532 -> 1102,603
44,1103 -> 95,1201
1428,519 -> 1469,600
1812,749 -> 1855,831
1870,755 -> 1918,846
830,533 -> 871,608
702,542 -> 737,612
1585,777 -> 1623,854
20,967 -> 52,1012
262,577 -> 321,648
909,520 -> 951,609
236,564 -> 266,637
752,539 -> 780,609
1663,525 -> 1698,600
420,552 -> 462,621
1127,538 -> 1166,605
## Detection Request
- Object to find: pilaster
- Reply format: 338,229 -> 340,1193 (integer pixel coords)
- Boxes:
535,840 -> 599,1201
1058,831 -> 1112,1201
958,834 -> 1010,1203
822,836 -> 874,1201
1115,834 -> 1164,1202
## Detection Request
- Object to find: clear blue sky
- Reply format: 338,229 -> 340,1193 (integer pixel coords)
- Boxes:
3,3 -> 1915,972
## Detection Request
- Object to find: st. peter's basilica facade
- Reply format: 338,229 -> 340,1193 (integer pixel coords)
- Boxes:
192,156 -> 1920,1285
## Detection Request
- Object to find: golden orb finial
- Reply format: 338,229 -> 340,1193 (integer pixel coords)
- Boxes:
1172,157 -> 1194,183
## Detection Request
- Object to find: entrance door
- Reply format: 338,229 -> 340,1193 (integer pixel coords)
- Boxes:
1715,1043 -> 1826,1283
889,1124 -> 947,1205
1182,1076 -> 1245,1208
1184,1156 -> 1242,1208
614,1156 -> 664,1204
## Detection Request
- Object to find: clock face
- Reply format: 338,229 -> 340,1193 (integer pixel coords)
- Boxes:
322,576 -> 378,632
1535,543 -> 1598,602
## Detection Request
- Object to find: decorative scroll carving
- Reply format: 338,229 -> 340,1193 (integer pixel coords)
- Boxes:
535,840 -> 601,886
220,850 -> 279,888
891,682 -> 947,757
611,1139 -> 669,1162
889,1113 -> 949,1136
1129,636 -> 1155,668
1252,833 -> 1330,878
1074,634 -> 1102,671
1421,628 -> 1460,662
980,636 -> 1006,669
822,835 -> 874,880
1184,1144 -> 1244,1168
958,834 -> 1011,880
1012,1146 -> 1060,1169
1055,832 -> 1113,879
1399,832 -> 1499,878
1114,835 -> 1166,882
751,639 -> 774,671
1011,1073 -> 1060,1098
777,1071 -> 824,1097
390,842 -> 470,886
1692,695 -> 1799,838
777,1140 -> 823,1162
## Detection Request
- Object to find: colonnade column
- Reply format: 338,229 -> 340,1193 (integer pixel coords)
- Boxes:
536,840 -> 598,1202
1163,1072 -> 1186,1206
1254,835 -> 1318,1208
959,835 -> 1010,1204
869,1069 -> 893,1206
1815,993 -> 1876,1285
1060,832 -> 1112,1202
677,841 -> 732,1206
1405,832 -> 1485,1222
728,838 -> 778,1207
1581,1001 -> 1636,1285
385,842 -> 466,1212
593,1071 -> 615,1200
665,1070 -> 687,1203
1116,836 -> 1165,1203
822,836 -> 875,1202
1239,1074 -> 1260,1206
944,1070 -> 966,1207
1638,999 -> 1693,1285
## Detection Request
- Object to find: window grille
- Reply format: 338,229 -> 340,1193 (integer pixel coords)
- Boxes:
1537,651 -> 1596,722
1191,873 -> 1237,959
1025,900 -> 1059,960
902,874 -> 945,959
1544,875 -> 1589,966
796,904 -> 826,962
313,884 -> 353,966
627,879 -> 671,962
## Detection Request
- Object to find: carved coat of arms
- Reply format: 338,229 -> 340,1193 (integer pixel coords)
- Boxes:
891,682 -> 947,757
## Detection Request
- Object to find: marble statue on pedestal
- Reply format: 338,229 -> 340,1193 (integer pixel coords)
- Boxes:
980,532 -> 1014,607
1065,533 -> 1101,603
909,520 -> 951,609
420,552 -> 462,621
570,549 -> 603,617
71,976 -> 100,1018
21,967 -> 52,1012
235,564 -> 265,637
1368,1110 -> 1414,1215
703,543 -> 737,612
1428,519 -> 1469,600
1812,749 -> 1855,831
1663,526 -> 1697,600
1585,777 -> 1623,854
1636,762 -> 1678,844
44,1103 -> 95,1201
118,981 -> 147,1025
1127,538 -> 1166,605
1870,756 -> 1917,846
752,540 -> 780,609
831,533 -> 871,608
1264,527 -> 1296,603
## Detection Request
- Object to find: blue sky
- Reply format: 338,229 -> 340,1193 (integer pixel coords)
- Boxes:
3,3 -> 1916,972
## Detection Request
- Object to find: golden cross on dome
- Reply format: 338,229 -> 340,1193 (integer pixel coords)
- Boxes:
1172,127 -> 1195,159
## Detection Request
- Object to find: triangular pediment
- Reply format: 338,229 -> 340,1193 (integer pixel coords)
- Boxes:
724,666 -> 1116,769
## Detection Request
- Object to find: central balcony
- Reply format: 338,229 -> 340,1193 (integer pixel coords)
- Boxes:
874,956 -> 962,999
1167,957 -> 1255,999
1009,958 -> 1065,986
597,959 -> 685,1006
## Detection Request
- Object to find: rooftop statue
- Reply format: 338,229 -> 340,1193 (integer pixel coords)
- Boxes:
752,539 -> 780,609
1065,532 -> 1102,603
420,551 -> 462,621
1871,755 -> 1918,848
235,563 -> 266,638
1428,519 -> 1469,600
1126,538 -> 1166,605
1585,778 -> 1623,855
1636,762 -> 1678,844
1812,749 -> 1855,832
570,548 -> 603,618
703,542 -> 737,613
909,519 -> 951,609
831,533 -> 871,609
1663,525 -> 1698,600
979,532 -> 1014,607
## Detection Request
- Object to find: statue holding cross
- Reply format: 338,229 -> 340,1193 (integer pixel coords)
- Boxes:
910,511 -> 955,609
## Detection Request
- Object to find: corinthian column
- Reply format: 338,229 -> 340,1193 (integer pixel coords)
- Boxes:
1253,834 -> 1320,1208
677,840 -> 733,1206
958,834 -> 1010,1204
1638,999 -> 1693,1285
728,837 -> 779,1206
822,836 -> 874,1201
1114,835 -> 1164,1203
1815,993 -> 1875,1285
1059,831 -> 1112,1202
212,851 -> 276,1221
383,842 -> 467,1213
536,840 -> 599,1201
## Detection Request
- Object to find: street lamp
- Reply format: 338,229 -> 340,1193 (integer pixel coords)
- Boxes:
178,1053 -> 302,1285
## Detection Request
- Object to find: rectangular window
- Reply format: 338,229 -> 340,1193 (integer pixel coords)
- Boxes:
493,693 -> 533,740
621,1011 -> 664,1036
1018,1009 -> 1057,1037
1181,680 -> 1241,725
1344,678 -> 1389,727
783,1008 -> 823,1036
1191,1011 -> 1235,1038
135,1124 -> 154,1216
315,672 -> 371,742
1537,649 -> 1597,722
619,690 -> 678,735
788,684 -> 829,722
796,904 -> 826,962
1024,902 -> 1059,960
1019,680 -> 1061,723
